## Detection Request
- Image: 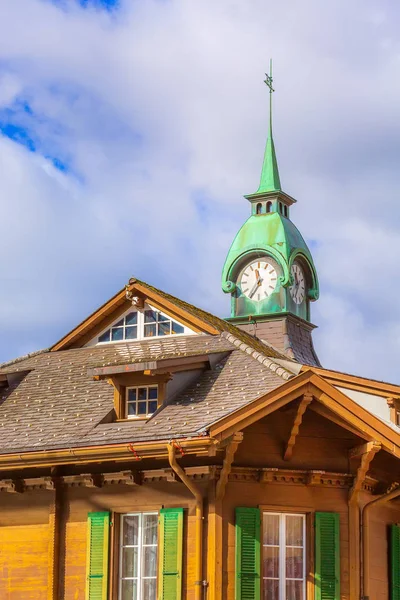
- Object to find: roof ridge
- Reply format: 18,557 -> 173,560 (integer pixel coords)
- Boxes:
221,331 -> 292,380
0,348 -> 49,370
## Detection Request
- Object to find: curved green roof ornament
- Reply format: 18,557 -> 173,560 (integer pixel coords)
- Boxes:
256,59 -> 281,194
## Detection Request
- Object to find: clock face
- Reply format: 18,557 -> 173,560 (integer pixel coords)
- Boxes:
289,263 -> 306,304
240,260 -> 278,301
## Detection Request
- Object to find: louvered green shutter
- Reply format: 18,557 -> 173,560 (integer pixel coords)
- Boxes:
315,512 -> 340,600
85,511 -> 110,600
235,507 -> 261,600
158,507 -> 184,600
391,524 -> 400,600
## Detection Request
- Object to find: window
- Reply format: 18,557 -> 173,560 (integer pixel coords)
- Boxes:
126,386 -> 158,418
263,512 -> 305,600
256,202 -> 263,215
279,202 -> 283,214
284,205 -> 288,217
120,512 -> 158,600
144,309 -> 184,337
266,201 -> 272,213
98,312 -> 138,343
97,308 -> 186,344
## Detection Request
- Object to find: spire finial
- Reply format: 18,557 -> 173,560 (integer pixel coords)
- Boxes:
256,59 -> 281,194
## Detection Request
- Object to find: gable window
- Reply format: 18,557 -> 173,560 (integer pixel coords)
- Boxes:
98,312 -> 138,343
263,512 -> 305,599
144,310 -> 184,337
119,512 -> 158,600
97,308 -> 186,344
127,386 -> 158,418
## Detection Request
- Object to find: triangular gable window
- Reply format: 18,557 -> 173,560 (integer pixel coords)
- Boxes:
89,305 -> 195,346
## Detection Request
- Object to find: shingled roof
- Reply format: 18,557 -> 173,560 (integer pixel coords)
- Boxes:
0,278 -> 296,454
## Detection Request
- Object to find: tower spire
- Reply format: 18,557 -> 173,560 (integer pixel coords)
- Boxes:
256,59 -> 281,194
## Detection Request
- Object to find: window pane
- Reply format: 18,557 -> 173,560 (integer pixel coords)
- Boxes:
123,515 -> 139,546
138,388 -> 147,401
143,578 -> 157,600
286,515 -> 303,546
112,327 -> 124,341
138,402 -> 147,415
263,546 -> 279,579
158,322 -> 171,336
128,389 -> 137,401
144,324 -> 157,337
286,547 -> 303,579
144,310 -> 157,323
171,321 -> 184,334
148,401 -> 157,414
115,319 -> 124,328
143,546 -> 157,577
126,326 -> 138,340
128,403 -> 137,416
262,579 -> 279,600
286,579 -> 304,600
121,579 -> 137,600
148,388 -> 158,400
158,313 -> 169,322
122,547 -> 138,578
143,514 -> 158,546
98,330 -> 110,343
263,514 -> 279,545
126,312 -> 138,325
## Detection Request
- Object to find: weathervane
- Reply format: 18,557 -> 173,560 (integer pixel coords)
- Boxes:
264,59 -> 274,93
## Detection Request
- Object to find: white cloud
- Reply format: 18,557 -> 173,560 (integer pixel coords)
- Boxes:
0,0 -> 400,382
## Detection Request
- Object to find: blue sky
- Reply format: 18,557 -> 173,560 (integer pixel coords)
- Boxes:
1,0 -> 400,382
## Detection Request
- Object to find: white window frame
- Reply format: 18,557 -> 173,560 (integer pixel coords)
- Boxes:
126,385 -> 159,419
87,304 -> 196,346
119,512 -> 158,600
262,512 -> 306,600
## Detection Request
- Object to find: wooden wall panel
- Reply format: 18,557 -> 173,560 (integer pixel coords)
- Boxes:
0,524 -> 49,599
64,521 -> 86,600
362,496 -> 400,600
223,482 -> 349,600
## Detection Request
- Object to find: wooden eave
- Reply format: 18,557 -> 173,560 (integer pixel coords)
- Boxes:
302,365 -> 400,398
0,437 -> 215,472
50,282 -> 219,352
87,353 -> 216,378
208,371 -> 400,459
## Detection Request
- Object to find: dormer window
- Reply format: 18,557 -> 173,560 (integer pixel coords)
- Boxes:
126,385 -> 159,418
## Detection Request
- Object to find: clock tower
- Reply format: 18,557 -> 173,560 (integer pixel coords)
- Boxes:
222,63 -> 320,366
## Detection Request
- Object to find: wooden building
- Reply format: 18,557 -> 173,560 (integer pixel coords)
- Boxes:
1,71 -> 400,600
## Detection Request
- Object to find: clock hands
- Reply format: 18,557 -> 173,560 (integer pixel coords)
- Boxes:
249,269 -> 263,299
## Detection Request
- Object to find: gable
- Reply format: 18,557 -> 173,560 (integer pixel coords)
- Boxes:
208,370 -> 400,459
84,303 -> 197,347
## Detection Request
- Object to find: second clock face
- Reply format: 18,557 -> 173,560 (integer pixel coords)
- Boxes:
240,260 -> 278,301
289,263 -> 306,304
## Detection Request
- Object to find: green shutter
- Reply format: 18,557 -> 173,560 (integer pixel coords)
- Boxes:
315,512 -> 340,600
391,524 -> 400,600
158,507 -> 184,600
235,507 -> 261,600
85,511 -> 110,600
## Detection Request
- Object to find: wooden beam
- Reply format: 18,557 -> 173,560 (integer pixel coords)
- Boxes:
303,365 -> 400,397
48,481 -> 63,600
348,441 -> 381,600
283,393 -> 313,461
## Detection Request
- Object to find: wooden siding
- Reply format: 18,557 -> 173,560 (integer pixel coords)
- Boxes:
0,524 -> 49,599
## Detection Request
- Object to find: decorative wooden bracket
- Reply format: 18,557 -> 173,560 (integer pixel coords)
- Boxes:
216,432 -> 243,501
283,393 -> 313,461
349,441 -> 381,502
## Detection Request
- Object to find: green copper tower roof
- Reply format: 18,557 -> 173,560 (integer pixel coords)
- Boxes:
255,60 -> 281,194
